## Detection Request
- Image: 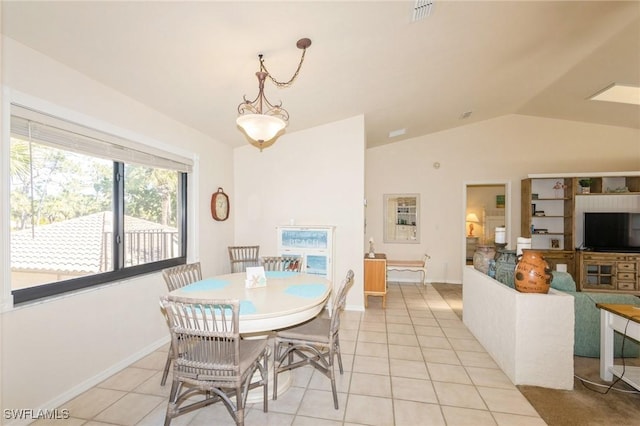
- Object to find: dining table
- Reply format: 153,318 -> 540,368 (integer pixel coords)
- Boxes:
169,270 -> 332,334
168,270 -> 333,400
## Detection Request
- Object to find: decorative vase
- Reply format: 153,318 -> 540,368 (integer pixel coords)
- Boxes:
473,245 -> 496,274
495,249 -> 517,288
514,250 -> 552,293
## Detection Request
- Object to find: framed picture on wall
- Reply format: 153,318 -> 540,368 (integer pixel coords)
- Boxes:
496,195 -> 505,208
551,239 -> 560,249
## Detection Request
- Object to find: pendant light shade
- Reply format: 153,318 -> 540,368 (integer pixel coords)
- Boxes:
236,114 -> 286,144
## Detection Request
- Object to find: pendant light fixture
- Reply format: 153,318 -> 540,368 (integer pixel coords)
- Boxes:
237,38 -> 311,151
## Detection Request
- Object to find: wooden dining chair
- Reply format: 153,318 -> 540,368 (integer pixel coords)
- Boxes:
160,295 -> 269,426
228,245 -> 260,273
160,262 -> 202,386
261,255 -> 303,272
273,269 -> 355,409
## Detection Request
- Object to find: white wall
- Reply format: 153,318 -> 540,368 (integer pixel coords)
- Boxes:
366,114 -> 640,284
233,116 -> 366,310
0,37 -> 235,413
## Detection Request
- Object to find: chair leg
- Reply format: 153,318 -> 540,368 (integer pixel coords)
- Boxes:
160,352 -> 171,386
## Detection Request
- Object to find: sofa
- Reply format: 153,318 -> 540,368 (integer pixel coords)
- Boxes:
550,271 -> 640,358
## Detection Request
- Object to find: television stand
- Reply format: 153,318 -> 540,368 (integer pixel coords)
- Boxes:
578,251 -> 640,295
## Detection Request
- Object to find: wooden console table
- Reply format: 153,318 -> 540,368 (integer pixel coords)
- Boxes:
597,303 -> 640,390
364,253 -> 387,308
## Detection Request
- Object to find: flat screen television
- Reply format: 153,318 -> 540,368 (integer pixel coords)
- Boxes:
584,212 -> 640,252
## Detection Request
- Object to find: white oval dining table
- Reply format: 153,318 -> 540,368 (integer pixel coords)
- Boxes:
168,271 -> 332,333
168,270 -> 333,401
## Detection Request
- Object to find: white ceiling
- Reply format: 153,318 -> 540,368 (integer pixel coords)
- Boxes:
2,1 -> 639,149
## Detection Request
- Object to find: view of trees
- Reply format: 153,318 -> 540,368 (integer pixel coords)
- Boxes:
10,137 -> 179,231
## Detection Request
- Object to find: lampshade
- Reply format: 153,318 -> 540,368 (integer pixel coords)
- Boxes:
236,114 -> 286,143
466,213 -> 480,223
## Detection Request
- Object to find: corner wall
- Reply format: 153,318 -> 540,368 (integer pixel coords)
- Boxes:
233,116 -> 366,310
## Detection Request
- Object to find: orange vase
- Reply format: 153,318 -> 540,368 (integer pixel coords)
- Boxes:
514,250 -> 552,293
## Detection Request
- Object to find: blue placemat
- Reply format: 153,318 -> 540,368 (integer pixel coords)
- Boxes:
182,278 -> 230,293
266,271 -> 300,279
285,283 -> 327,298
205,300 -> 257,316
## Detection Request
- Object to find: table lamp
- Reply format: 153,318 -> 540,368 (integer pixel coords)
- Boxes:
466,213 -> 480,237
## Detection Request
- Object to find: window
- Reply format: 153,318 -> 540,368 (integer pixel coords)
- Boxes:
9,106 -> 191,304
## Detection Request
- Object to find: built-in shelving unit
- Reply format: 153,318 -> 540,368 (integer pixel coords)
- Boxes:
521,172 -> 640,294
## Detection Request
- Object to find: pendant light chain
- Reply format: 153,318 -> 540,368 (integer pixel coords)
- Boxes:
259,41 -> 310,88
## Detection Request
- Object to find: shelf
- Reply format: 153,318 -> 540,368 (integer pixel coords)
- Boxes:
576,192 -> 640,196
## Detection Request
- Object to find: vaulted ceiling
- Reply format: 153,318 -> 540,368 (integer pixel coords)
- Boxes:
2,1 -> 639,148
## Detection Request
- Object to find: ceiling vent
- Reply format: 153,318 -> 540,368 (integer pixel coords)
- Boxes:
412,0 -> 434,22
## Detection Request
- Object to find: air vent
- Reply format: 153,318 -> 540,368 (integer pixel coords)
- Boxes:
412,0 -> 434,21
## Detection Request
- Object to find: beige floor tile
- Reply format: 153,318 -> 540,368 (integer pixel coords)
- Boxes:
296,389 -> 347,421
359,321 -> 387,332
292,415 -> 342,426
352,355 -> 390,375
357,330 -> 388,344
413,324 -> 445,336
408,310 -> 434,318
427,362 -> 473,385
244,409 -> 294,426
344,394 -> 394,426
270,385 -> 306,414
389,358 -> 430,380
354,341 -> 388,358
136,401 -> 197,426
432,382 -> 487,410
339,327 -> 358,341
93,393 -> 165,425
387,332 -> 419,347
307,369 -> 352,394
349,372 -> 392,397
441,406 -> 497,425
385,314 -> 412,325
421,348 -> 461,365
290,365 -> 314,387
388,344 -> 423,361
391,376 -> 438,403
457,350 -> 500,369
384,308 -> 408,316
131,350 -> 168,370
412,316 -> 441,326
63,387 -> 127,419
393,399 -> 445,426
449,337 -> 486,352
385,323 -> 415,334
492,412 -> 548,426
97,367 -> 157,392
417,335 -> 452,349
441,326 -> 474,338
133,371 -> 172,397
186,401 -> 238,426
339,339 -> 357,355
476,386 -> 539,417
436,318 -> 466,328
465,366 -> 516,389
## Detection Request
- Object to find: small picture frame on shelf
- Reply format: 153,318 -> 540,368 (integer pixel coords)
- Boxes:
551,239 -> 560,249
532,193 -> 539,200
531,203 -> 536,215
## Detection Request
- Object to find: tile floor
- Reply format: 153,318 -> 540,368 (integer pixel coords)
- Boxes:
34,283 -> 546,425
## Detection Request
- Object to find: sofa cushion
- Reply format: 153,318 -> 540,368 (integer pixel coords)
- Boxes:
550,271 -> 577,292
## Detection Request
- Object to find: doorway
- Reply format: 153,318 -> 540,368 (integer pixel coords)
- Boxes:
463,182 -> 511,265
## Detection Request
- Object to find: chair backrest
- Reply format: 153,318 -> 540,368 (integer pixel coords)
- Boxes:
228,245 -> 260,273
160,295 -> 241,379
329,269 -> 355,335
261,256 -> 303,272
162,262 -> 203,291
